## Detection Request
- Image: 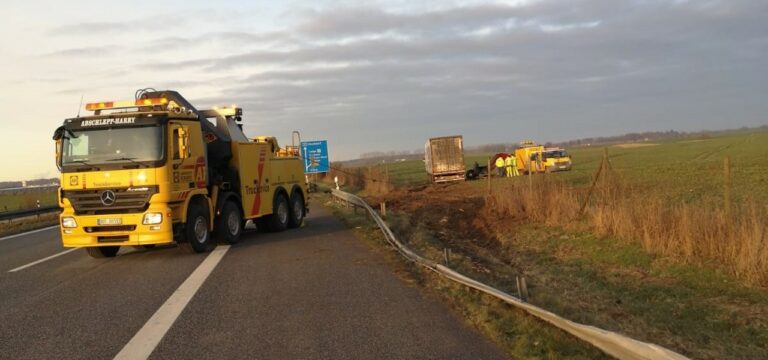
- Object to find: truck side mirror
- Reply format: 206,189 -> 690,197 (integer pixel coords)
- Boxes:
52,126 -> 64,141
55,139 -> 62,171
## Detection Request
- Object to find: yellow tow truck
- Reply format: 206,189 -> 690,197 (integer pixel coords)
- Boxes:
515,141 -> 572,174
53,89 -> 308,257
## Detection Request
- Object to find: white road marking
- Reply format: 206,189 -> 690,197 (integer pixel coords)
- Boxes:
114,245 -> 231,360
7,247 -> 79,272
0,225 -> 59,242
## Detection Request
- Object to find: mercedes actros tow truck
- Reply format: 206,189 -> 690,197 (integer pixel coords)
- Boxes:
53,89 -> 308,257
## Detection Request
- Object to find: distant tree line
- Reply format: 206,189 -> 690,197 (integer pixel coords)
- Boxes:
553,125 -> 768,148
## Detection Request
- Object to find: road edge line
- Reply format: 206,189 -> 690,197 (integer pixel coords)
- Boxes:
114,245 -> 231,360
0,225 -> 59,242
7,247 -> 79,272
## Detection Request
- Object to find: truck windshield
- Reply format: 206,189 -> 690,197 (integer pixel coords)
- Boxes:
545,150 -> 568,158
61,125 -> 164,169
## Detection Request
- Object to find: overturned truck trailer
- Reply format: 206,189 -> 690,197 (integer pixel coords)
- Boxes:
425,135 -> 466,183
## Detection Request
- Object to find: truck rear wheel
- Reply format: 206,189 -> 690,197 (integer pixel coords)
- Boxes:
267,193 -> 289,232
288,192 -> 305,229
179,203 -> 213,253
215,201 -> 243,244
86,246 -> 120,258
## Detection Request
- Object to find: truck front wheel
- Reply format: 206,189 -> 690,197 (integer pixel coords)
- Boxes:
179,204 -> 213,253
215,201 -> 243,244
86,246 -> 120,258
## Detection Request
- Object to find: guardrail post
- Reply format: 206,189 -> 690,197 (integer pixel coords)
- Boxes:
380,202 -> 386,218
516,276 -> 530,302
521,277 -> 529,302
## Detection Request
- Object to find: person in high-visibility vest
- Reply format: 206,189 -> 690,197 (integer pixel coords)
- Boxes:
510,155 -> 520,176
505,155 -> 514,177
495,156 -> 505,177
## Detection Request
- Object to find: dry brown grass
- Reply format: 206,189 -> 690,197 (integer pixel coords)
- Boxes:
487,174 -> 768,286
321,162 -> 393,194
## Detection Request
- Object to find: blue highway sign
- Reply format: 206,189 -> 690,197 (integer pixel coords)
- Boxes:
300,140 -> 329,174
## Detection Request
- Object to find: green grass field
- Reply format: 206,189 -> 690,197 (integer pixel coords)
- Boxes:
0,188 -> 58,213
560,131 -> 768,203
381,130 -> 768,203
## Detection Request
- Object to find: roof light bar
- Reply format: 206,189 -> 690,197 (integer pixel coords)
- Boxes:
85,98 -> 168,111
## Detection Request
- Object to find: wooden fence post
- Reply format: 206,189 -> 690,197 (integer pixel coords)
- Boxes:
487,157 -> 492,195
579,156 -> 606,216
601,148 -> 609,190
528,161 -> 533,192
724,156 -> 732,217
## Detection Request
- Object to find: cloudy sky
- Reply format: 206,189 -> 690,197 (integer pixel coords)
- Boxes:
1,0 -> 766,181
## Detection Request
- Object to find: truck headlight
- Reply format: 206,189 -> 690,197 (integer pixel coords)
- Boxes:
143,213 -> 163,225
62,217 -> 77,228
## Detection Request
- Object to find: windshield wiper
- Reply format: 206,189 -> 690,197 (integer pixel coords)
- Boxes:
65,129 -> 78,139
106,157 -> 148,168
68,159 -> 98,171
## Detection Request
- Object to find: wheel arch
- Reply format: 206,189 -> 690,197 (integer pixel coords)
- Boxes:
187,193 -> 212,229
289,184 -> 305,202
215,191 -> 243,219
273,186 -> 289,204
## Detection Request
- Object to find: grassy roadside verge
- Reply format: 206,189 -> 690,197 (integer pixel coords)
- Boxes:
0,213 -> 59,238
494,224 -> 768,359
373,186 -> 768,360
317,190 -> 610,359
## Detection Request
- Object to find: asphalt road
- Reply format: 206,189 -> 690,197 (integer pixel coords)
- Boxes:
0,206 -> 506,359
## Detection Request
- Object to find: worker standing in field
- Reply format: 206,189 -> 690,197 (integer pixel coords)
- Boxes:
495,156 -> 505,177
510,154 -> 519,176
504,155 -> 516,177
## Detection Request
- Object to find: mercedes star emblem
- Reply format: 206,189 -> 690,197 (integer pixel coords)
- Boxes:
100,190 -> 116,206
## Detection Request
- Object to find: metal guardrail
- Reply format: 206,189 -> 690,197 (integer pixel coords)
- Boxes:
331,189 -> 688,360
0,206 -> 60,221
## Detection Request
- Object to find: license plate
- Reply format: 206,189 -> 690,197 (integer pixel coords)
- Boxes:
97,218 -> 122,226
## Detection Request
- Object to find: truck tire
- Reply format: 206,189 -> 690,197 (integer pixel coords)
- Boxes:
179,203 -> 213,253
288,192 -> 305,229
215,201 -> 243,244
86,246 -> 119,258
267,193 -> 289,232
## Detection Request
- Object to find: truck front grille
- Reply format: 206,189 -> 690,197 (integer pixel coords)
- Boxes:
98,235 -> 129,243
63,186 -> 158,215
85,225 -> 137,233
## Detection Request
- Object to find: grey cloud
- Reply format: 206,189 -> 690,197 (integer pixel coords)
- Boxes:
119,0 -> 768,158
50,9 -> 250,36
50,18 -> 173,36
139,31 -> 296,52
40,46 -> 118,58
51,21 -> 134,35
296,4 -> 524,37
